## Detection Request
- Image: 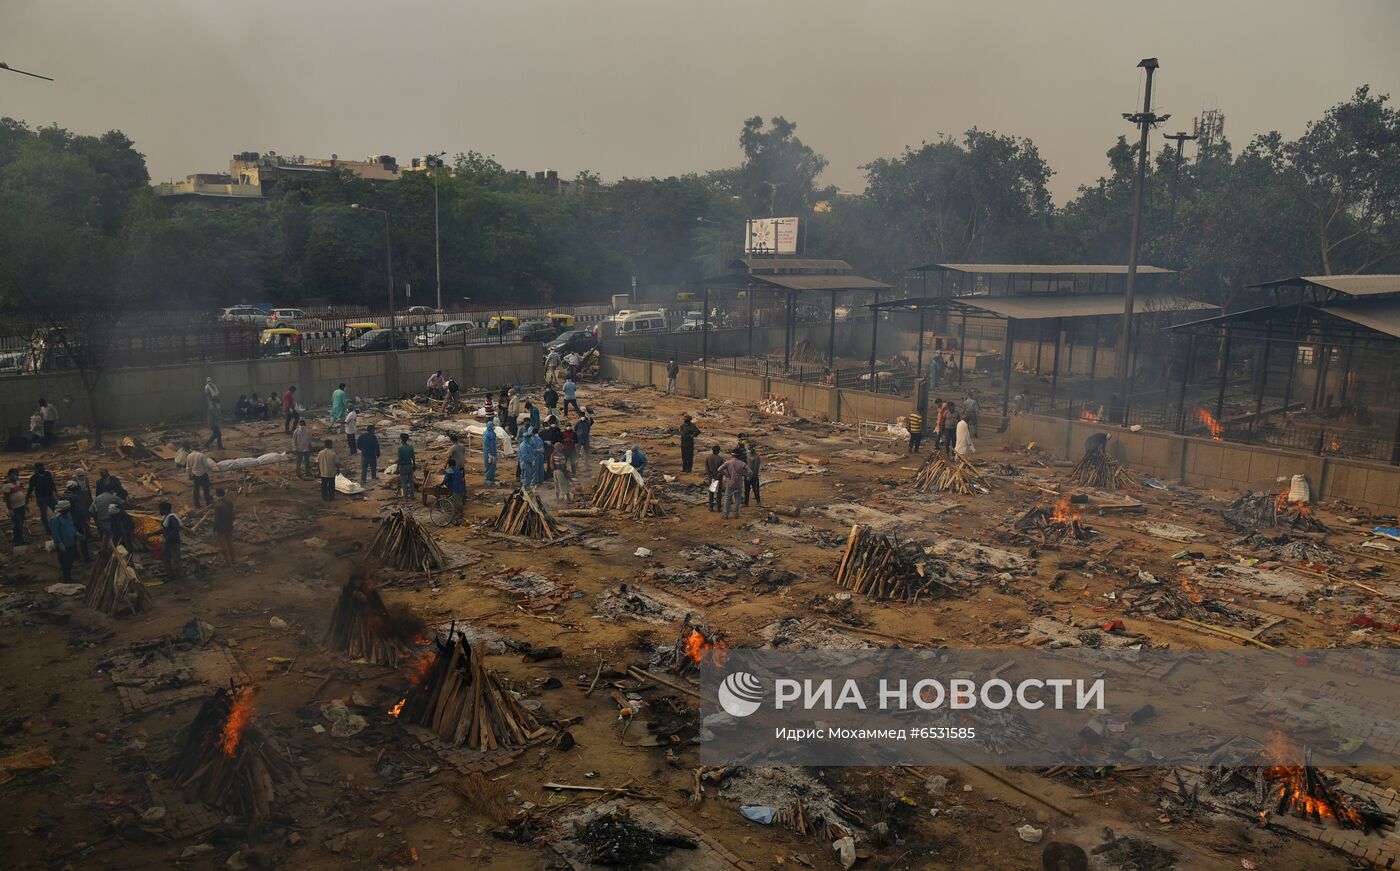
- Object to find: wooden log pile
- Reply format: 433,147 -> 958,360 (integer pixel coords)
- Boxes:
833,524 -> 948,602
758,394 -> 795,416
590,467 -> 667,519
370,509 -> 446,571
390,633 -> 548,751
84,542 -> 152,616
1014,496 -> 1093,543
170,686 -> 296,819
912,453 -> 989,494
1068,447 -> 1138,490
494,488 -> 562,540
325,568 -> 422,667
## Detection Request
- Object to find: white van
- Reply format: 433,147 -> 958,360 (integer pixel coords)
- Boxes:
616,310 -> 669,335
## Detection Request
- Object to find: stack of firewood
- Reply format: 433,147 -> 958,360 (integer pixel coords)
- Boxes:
590,467 -> 667,519
170,686 -> 297,819
1068,448 -> 1138,490
494,488 -> 562,540
913,453 -> 989,494
391,634 -> 548,751
370,509 -> 446,571
833,524 -> 947,602
85,542 -> 152,616
758,394 -> 795,416
326,568 -> 421,667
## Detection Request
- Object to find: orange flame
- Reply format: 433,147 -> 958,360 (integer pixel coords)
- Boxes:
1261,732 -> 1363,826
1179,576 -> 1203,605
1050,495 -> 1081,525
220,687 -> 255,757
1194,407 -> 1224,440
1276,491 -> 1313,519
1079,405 -> 1100,422
388,698 -> 406,718
683,627 -> 729,668
387,650 -> 437,717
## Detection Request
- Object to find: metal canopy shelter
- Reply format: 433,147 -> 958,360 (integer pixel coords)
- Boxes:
910,263 -> 1177,276
1247,274 -> 1400,300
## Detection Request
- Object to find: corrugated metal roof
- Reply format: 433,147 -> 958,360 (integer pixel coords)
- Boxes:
911,263 -> 1176,275
1314,300 -> 1400,339
957,293 -> 1210,319
752,274 -> 892,292
1246,275 -> 1400,297
733,257 -> 854,274
1165,305 -> 1285,332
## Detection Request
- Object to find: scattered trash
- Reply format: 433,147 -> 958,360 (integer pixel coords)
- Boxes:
1017,824 -> 1044,843
45,583 -> 85,597
634,547 -> 653,558
831,835 -> 856,869
0,746 -> 55,784
924,774 -> 948,795
740,806 -> 779,825
269,616 -> 289,630
183,618 -> 216,645
141,805 -> 166,823
302,537 -> 328,549
320,700 -> 367,737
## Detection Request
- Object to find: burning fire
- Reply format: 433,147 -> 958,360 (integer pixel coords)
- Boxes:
1079,405 -> 1101,422
683,627 -> 729,668
220,687 -> 255,757
1178,576 -> 1203,605
387,650 -> 438,718
1325,433 -> 1341,454
1050,495 -> 1081,525
1261,732 -> 1364,826
1275,491 -> 1313,518
1194,407 -> 1224,440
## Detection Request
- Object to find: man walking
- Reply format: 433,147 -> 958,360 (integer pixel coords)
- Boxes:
27,462 -> 57,528
574,408 -> 593,465
543,384 -> 559,416
344,406 -> 358,455
559,421 -> 578,478
205,400 -> 224,450
317,439 -> 338,501
204,376 -> 221,409
292,419 -> 313,478
482,422 -> 499,486
37,398 -> 58,445
64,479 -> 92,562
50,499 -> 79,581
704,446 -> 723,512
562,377 -> 580,415
186,443 -> 216,508
718,450 -> 751,520
545,348 -> 562,386
506,388 -> 522,438
679,414 -> 700,473
4,468 -> 27,545
397,433 -> 417,500
212,488 -> 236,564
331,383 -> 347,426
907,407 -> 924,454
666,359 -> 679,394
154,501 -> 182,580
283,386 -> 299,432
357,425 -> 381,482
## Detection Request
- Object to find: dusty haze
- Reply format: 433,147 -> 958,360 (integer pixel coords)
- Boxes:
4,0 -> 1398,202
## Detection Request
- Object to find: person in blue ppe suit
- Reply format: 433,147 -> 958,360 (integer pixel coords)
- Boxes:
518,430 -> 546,489
625,444 -> 648,474
482,424 -> 499,486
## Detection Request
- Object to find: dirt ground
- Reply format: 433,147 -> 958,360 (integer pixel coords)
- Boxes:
0,376 -> 1395,870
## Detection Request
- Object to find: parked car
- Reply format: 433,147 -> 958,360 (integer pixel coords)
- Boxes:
220,305 -> 268,323
416,320 -> 486,347
347,329 -> 411,352
675,310 -> 708,332
616,310 -> 669,335
267,308 -> 322,328
545,329 -> 599,356
399,305 -> 439,315
514,318 -> 557,342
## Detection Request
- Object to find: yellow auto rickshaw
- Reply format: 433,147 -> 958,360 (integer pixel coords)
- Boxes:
675,292 -> 696,302
260,327 -> 303,357
343,322 -> 379,341
547,312 -> 575,332
487,315 -> 520,336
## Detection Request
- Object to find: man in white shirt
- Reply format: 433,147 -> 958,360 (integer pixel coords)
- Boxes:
185,444 -> 217,508
344,407 -> 358,455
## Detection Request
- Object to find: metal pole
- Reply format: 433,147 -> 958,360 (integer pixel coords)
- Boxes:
868,292 -> 880,392
957,308 -> 967,387
1251,323 -> 1275,433
701,287 -> 709,369
1214,325 -> 1233,424
1088,316 -> 1100,400
1175,332 -> 1195,434
783,290 -> 793,371
747,287 -> 755,358
433,162 -> 442,311
1050,317 -> 1063,406
1280,303 -> 1304,415
385,213 -> 396,349
827,290 -> 836,372
1000,317 -> 1015,428
915,306 -> 926,374
1116,58 -> 1165,424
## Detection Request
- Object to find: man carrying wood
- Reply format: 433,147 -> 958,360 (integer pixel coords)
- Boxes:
679,414 -> 700,473
718,450 -> 751,521
212,488 -> 236,564
317,439 -> 339,502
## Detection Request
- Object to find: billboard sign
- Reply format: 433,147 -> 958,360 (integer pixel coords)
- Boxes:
744,217 -> 799,254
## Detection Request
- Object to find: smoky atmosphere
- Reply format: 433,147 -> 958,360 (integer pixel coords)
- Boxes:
2,3 -> 1400,871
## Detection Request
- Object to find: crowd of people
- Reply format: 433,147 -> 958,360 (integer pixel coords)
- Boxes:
906,391 -> 979,459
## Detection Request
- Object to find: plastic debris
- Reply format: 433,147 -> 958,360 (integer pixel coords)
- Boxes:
1017,824 -> 1043,843
739,805 -> 778,825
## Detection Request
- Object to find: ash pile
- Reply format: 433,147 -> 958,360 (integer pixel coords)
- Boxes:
1222,491 -> 1328,534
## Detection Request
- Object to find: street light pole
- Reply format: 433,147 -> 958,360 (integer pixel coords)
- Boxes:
352,204 -> 395,349
1115,57 -> 1170,424
429,152 -> 445,311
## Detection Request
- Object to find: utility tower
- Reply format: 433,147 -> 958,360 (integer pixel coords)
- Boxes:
1163,130 -> 1199,228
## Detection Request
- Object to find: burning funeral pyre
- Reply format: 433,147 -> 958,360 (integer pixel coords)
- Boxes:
388,631 -> 548,751
370,509 -> 446,571
494,487 -> 562,540
591,463 -> 667,518
1015,496 -> 1095,543
1068,444 -> 1138,490
657,614 -> 728,678
1221,491 -> 1328,533
325,567 -> 425,667
170,686 -> 298,819
912,453 -> 989,495
833,524 -> 951,602
85,542 -> 152,616
1195,406 -> 1225,440
758,393 -> 795,416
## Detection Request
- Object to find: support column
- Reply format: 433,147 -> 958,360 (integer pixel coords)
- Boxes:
867,293 -> 880,393
701,287 -> 709,369
915,306 -> 926,375
1088,317 -> 1100,400
1000,317 -> 1015,429
1250,323 -> 1275,433
1214,325 -> 1233,424
1050,317 -> 1063,406
1176,333 -> 1195,434
957,308 -> 967,387
746,287 -> 755,358
1280,304 -> 1304,415
827,290 -> 836,372
783,290 -> 794,371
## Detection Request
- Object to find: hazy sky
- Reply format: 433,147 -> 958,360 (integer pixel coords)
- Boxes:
5,1 -> 1398,203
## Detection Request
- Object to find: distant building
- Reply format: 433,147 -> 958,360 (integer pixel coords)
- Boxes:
152,172 -> 265,205
229,151 -> 401,194
514,169 -> 573,195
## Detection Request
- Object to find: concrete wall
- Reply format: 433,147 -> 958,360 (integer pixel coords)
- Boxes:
0,343 -> 539,433
1001,412 -> 1400,513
